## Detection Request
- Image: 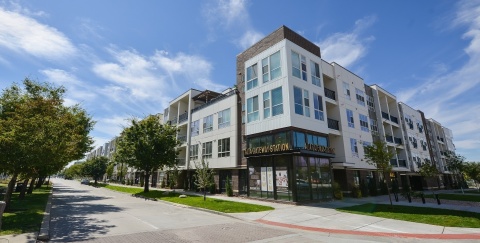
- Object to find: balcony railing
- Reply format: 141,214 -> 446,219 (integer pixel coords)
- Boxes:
390,159 -> 398,167
381,111 -> 390,120
327,118 -> 340,130
178,112 -> 188,123
386,135 -> 394,143
168,117 -> 177,125
398,159 -> 407,167
177,134 -> 187,143
390,115 -> 398,124
324,88 -> 336,100
394,137 -> 402,145
191,89 -> 237,114
176,158 -> 186,166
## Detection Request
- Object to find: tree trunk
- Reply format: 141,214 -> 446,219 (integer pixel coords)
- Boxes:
18,178 -> 29,200
94,178 -> 97,186
204,189 -> 206,201
384,172 -> 393,206
144,172 -> 150,193
36,177 -> 45,188
27,177 -> 36,194
3,173 -> 18,211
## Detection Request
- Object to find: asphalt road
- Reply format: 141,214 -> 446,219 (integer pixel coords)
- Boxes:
48,179 -> 456,243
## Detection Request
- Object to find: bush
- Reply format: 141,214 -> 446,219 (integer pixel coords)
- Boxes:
226,176 -> 233,197
351,184 -> 362,198
380,181 -> 388,195
360,179 -> 369,197
368,180 -> 378,196
160,179 -> 165,188
333,182 -> 343,200
209,182 -> 216,194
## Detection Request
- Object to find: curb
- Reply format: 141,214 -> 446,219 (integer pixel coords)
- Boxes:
37,186 -> 53,241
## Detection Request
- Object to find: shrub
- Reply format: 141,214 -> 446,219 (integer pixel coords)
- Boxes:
360,179 -> 369,197
226,176 -> 233,197
209,182 -> 216,194
333,182 -> 343,200
160,179 -> 165,188
351,184 -> 362,198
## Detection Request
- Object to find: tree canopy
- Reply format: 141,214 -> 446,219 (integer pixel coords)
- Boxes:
82,156 -> 108,186
364,140 -> 395,205
115,114 -> 179,193
194,158 -> 214,201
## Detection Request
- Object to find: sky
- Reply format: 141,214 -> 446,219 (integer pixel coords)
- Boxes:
1,0 -> 480,161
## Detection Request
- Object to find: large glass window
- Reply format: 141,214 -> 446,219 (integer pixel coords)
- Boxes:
347,109 -> 354,128
247,96 -> 259,122
303,90 -> 310,117
218,138 -> 230,157
294,86 -> 303,115
293,132 -> 306,149
343,82 -> 351,100
264,51 -> 282,82
190,120 -> 199,137
202,141 -> 212,159
263,91 -> 270,118
218,108 -> 230,129
307,134 -> 328,146
310,61 -> 321,87
301,55 -> 307,81
350,138 -> 358,157
356,88 -> 365,106
310,157 -> 332,200
262,57 -> 269,83
203,115 -> 213,133
359,114 -> 369,132
246,63 -> 258,90
189,144 -> 198,160
370,118 -> 378,132
295,156 -> 310,201
271,87 -> 283,116
291,51 -> 301,79
313,93 -> 324,121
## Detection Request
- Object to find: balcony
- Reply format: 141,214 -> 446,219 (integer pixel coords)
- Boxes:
168,117 -> 177,125
386,135 -> 394,143
176,158 -> 186,166
390,115 -> 398,124
394,137 -> 402,145
398,159 -> 407,167
191,89 -> 237,114
327,118 -> 339,130
324,88 -> 336,100
177,134 -> 187,143
381,111 -> 390,120
178,112 -> 188,123
390,159 -> 398,167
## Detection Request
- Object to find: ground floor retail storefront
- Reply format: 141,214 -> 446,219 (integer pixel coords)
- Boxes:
245,130 -> 335,203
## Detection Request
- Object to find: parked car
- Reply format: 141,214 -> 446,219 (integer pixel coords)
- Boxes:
81,179 -> 90,185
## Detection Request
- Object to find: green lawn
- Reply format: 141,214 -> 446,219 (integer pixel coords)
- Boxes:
1,186 -> 51,235
337,203 -> 480,228
102,184 -> 274,213
455,190 -> 480,194
424,193 -> 480,202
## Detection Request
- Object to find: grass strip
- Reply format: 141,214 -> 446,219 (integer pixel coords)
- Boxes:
424,193 -> 480,202
0,186 -> 51,235
337,203 -> 480,228
102,184 -> 274,213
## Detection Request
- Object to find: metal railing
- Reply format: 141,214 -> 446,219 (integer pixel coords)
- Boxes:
327,118 -> 339,130
191,89 -> 237,114
324,88 -> 336,100
178,112 -> 188,123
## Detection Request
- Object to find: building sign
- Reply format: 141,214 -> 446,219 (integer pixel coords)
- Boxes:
304,143 -> 335,154
244,143 -> 292,156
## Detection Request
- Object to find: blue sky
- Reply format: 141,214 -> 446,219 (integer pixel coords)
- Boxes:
1,0 -> 479,161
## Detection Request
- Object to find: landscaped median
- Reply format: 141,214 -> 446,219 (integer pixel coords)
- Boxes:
100,184 -> 274,213
337,203 -> 480,228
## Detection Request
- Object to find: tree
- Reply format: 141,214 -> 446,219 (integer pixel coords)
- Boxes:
106,162 -> 115,181
167,166 -> 179,192
0,79 -> 94,209
64,163 -> 84,180
115,115 -> 179,193
464,162 -> 480,192
364,140 -> 395,206
82,157 -> 108,186
419,159 -> 440,190
194,158 -> 215,201
445,151 -> 466,191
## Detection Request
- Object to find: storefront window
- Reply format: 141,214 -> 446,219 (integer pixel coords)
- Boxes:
295,156 -> 311,201
248,158 -> 274,199
275,156 -> 292,201
294,132 -> 306,149
311,158 -> 332,200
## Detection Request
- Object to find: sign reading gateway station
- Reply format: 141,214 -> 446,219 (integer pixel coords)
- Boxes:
244,143 -> 335,156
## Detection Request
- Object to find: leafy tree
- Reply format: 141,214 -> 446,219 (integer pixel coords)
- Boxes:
463,162 -> 480,192
419,159 -> 441,190
445,151 -> 466,190
0,79 -> 94,209
82,157 -> 108,186
167,166 -> 179,192
106,162 -> 115,181
115,115 -> 179,193
364,140 -> 395,206
64,163 -> 84,180
194,158 -> 215,201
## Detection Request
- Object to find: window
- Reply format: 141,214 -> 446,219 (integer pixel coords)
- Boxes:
262,57 -> 269,83
347,109 -> 354,128
343,82 -> 351,100
271,87 -> 283,116
313,93 -> 324,121
301,55 -> 307,81
294,86 -> 303,115
189,144 -> 198,160
262,51 -> 281,82
363,141 -> 372,152
291,51 -> 301,79
367,95 -> 375,110
218,108 -> 230,129
303,90 -> 310,117
370,118 -> 378,132
356,88 -> 365,106
263,91 -> 270,118
247,96 -> 259,122
359,114 -> 369,132
350,138 -> 358,157
190,120 -> 199,137
310,61 -> 321,87
202,142 -> 212,159
246,63 -> 258,90
203,115 -> 213,133
218,138 -> 230,157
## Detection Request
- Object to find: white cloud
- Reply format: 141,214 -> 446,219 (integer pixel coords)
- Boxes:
396,0 -> 480,160
317,16 -> 376,68
0,7 -> 76,61
41,69 -> 97,104
238,30 -> 264,50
